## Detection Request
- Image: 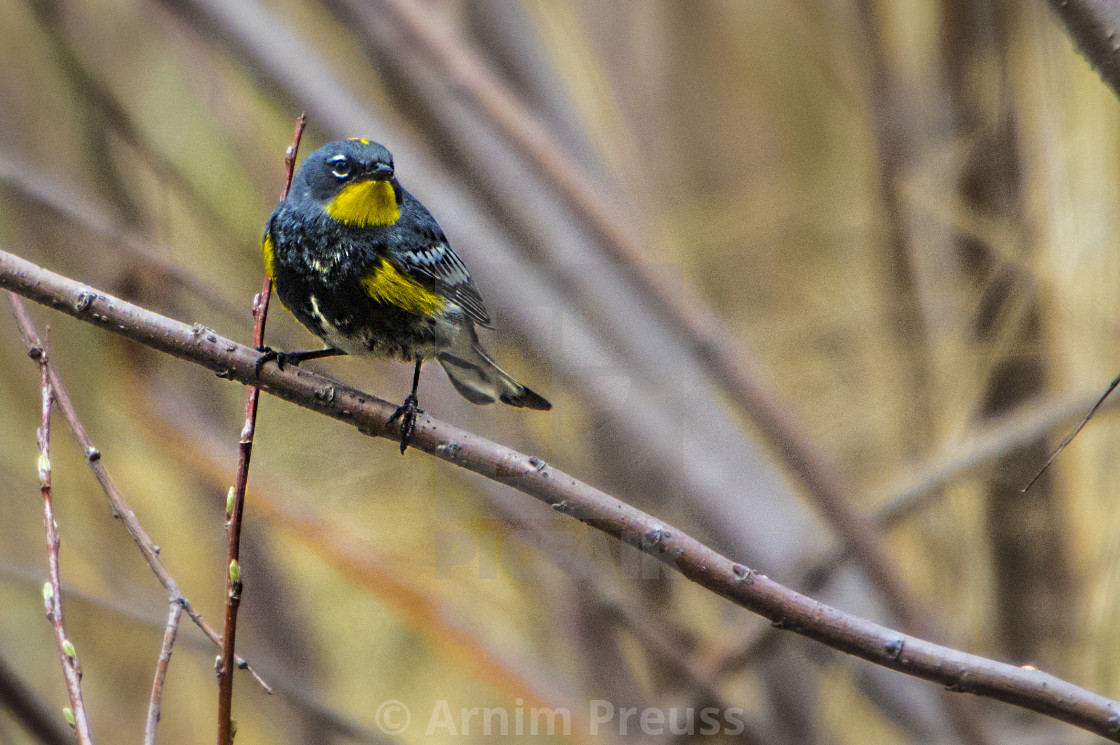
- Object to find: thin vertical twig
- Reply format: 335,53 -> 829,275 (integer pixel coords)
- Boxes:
216,112 -> 305,745
32,333 -> 94,744
145,600 -> 184,745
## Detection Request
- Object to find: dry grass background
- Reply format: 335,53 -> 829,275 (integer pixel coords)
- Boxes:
2,1 -> 1120,743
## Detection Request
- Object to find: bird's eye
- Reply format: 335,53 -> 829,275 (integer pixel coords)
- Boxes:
328,156 -> 351,180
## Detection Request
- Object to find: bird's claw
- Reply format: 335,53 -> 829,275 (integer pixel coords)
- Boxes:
254,346 -> 293,376
254,346 -> 277,377
387,394 -> 422,454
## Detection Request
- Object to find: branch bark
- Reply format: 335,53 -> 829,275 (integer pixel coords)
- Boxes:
3,246 -> 1120,740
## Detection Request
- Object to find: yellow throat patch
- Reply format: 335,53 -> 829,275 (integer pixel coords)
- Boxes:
262,232 -> 278,279
326,179 -> 400,228
360,258 -> 444,316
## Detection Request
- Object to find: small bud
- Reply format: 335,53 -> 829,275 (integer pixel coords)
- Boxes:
229,560 -> 241,583
62,639 -> 76,658
42,582 -> 54,605
230,719 -> 238,739
37,453 -> 50,480
226,487 -> 235,515
62,707 -> 75,725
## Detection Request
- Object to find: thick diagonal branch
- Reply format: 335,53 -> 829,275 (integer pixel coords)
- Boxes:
3,246 -> 1120,741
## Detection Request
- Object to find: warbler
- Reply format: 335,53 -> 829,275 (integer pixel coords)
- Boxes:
258,138 -> 550,452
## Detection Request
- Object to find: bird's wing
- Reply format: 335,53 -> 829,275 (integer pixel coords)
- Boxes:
395,240 -> 492,328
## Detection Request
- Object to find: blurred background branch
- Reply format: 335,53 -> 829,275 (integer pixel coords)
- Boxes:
0,655 -> 73,745
1047,0 -> 1120,99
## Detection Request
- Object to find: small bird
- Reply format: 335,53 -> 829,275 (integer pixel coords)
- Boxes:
258,138 -> 550,452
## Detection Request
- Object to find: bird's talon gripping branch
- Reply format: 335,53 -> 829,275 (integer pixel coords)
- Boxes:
387,394 -> 421,454
254,346 -> 281,376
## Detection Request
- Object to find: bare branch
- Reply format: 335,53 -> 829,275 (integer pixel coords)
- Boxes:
4,248 -> 1120,740
146,600 -> 184,745
30,332 -> 94,743
1022,372 -> 1120,492
6,293 -> 269,692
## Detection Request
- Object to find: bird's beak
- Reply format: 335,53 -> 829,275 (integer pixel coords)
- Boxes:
368,163 -> 394,181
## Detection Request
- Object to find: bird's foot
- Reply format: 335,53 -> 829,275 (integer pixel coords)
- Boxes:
255,346 -> 282,377
387,394 -> 422,454
254,346 -> 300,376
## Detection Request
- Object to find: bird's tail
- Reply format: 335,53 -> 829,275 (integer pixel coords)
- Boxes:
437,332 -> 551,410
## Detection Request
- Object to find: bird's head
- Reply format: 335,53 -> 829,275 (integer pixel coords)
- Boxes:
294,138 -> 402,228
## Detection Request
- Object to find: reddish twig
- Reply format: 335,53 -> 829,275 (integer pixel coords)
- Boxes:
30,333 -> 94,743
145,600 -> 183,745
5,248 -> 1120,741
5,293 -> 269,692
216,111 -> 305,745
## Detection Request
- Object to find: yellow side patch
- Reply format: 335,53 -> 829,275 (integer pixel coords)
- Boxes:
325,179 -> 400,228
262,232 -> 278,279
360,258 -> 444,316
